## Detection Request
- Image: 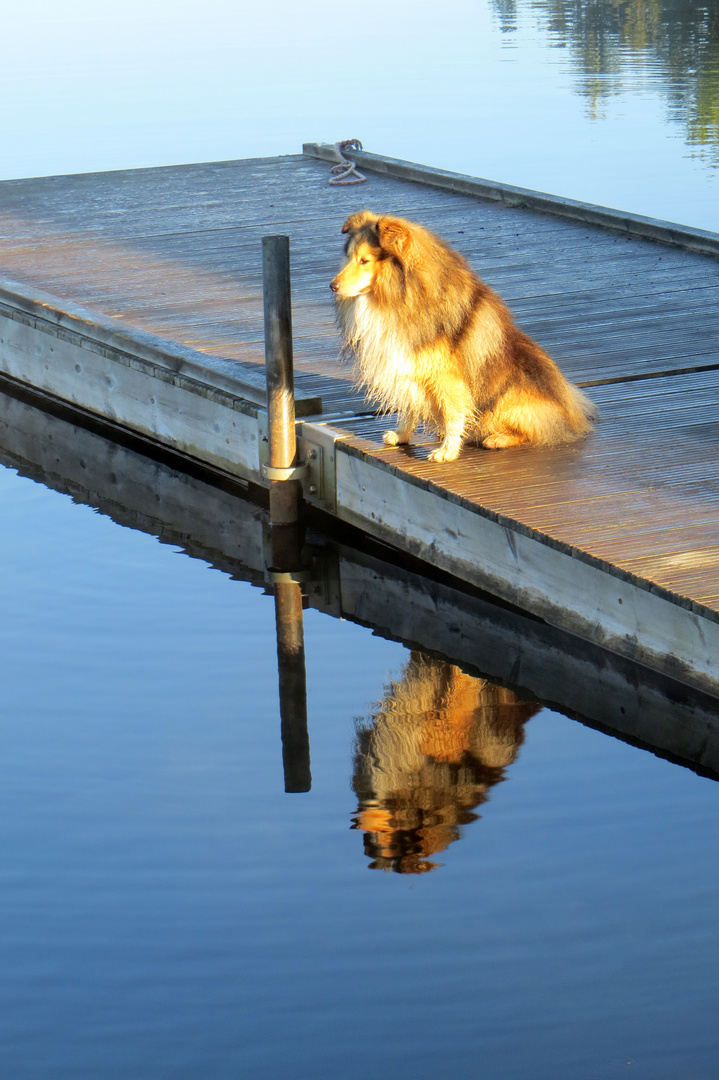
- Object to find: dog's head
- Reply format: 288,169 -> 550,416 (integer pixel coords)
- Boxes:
330,212 -> 415,299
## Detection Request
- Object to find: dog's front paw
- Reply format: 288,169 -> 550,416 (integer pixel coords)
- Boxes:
428,445 -> 460,463
383,430 -> 405,446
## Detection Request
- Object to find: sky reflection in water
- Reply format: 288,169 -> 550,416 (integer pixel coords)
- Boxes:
0,407 -> 717,1077
1,2 -> 718,1074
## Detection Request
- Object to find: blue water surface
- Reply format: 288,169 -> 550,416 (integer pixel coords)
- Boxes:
2,0 -> 719,230
0,460 -> 717,1079
1,1 -> 718,1072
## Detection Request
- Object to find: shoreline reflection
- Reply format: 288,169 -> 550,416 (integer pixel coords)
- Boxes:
494,0 -> 719,162
352,651 -> 540,873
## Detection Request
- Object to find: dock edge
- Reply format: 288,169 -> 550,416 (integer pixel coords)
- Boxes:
303,143 -> 719,258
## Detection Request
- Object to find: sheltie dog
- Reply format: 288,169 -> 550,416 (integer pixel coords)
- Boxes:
330,211 -> 595,462
352,652 -> 539,874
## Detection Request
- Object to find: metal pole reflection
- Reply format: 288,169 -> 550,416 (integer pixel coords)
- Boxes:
268,526 -> 311,793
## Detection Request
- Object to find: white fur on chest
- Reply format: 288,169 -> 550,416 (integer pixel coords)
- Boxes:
341,296 -> 427,415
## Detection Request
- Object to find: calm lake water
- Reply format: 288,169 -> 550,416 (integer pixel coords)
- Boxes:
0,388 -> 717,1079
2,0 -> 719,230
1,1 -> 718,1076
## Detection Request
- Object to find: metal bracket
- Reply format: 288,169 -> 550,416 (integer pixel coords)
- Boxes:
257,410 -> 270,471
256,410 -> 349,512
260,525 -> 342,613
264,568 -> 314,585
262,461 -> 309,482
297,421 -> 348,513
258,411 -> 309,482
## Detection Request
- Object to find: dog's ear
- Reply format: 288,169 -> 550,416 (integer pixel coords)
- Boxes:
376,217 -> 412,261
341,210 -> 378,235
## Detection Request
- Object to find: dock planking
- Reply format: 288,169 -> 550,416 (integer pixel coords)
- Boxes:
0,147 -> 718,696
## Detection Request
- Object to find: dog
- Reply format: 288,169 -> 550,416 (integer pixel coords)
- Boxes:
330,211 -> 596,462
352,651 -> 539,873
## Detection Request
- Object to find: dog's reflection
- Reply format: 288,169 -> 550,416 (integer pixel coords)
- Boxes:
352,651 -> 539,873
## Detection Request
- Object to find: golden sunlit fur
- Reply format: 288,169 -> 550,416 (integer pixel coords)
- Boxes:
352,652 -> 539,874
331,211 -> 596,461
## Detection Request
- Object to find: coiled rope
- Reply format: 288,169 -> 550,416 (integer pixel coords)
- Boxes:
328,139 -> 366,186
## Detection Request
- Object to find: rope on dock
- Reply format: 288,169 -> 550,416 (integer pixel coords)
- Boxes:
328,140 -> 366,185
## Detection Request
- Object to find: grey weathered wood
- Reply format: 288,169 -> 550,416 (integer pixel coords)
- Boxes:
328,438 -> 719,697
0,287 -> 266,482
303,143 -> 719,258
1,152 -> 718,700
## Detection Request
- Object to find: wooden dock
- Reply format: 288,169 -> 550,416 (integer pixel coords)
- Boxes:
1,144 -> 718,699
1,382 -> 717,779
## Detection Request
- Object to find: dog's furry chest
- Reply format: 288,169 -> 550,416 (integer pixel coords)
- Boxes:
340,296 -> 425,414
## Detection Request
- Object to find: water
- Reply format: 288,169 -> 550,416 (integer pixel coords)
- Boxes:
2,0 -> 719,230
0,393 -> 717,1079
1,2 -> 719,1074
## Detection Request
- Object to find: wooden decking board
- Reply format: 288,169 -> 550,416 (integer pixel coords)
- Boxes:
521,298 -> 719,332
3,158 -> 713,270
528,312 -> 717,343
0,158 -> 478,239
508,288 -> 719,321
548,340 -> 718,367
304,143 -> 719,259
8,228 -> 710,281
1,151 -> 718,686
483,271 -> 717,307
332,366 -> 719,612
132,223 -> 690,262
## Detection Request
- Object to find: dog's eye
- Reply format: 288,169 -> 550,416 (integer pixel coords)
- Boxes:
359,258 -> 369,266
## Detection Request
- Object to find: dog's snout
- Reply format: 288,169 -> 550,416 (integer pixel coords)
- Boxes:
330,279 -> 339,292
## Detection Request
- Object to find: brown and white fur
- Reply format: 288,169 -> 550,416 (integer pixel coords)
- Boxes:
352,652 -> 539,874
330,211 -> 595,462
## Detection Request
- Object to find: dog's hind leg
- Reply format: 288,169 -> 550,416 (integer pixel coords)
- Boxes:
482,431 -> 528,449
383,412 -> 417,447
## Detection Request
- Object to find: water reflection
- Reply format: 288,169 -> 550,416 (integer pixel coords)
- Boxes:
352,652 -> 540,873
268,524 -> 312,793
494,0 -> 719,161
0,380 -> 717,828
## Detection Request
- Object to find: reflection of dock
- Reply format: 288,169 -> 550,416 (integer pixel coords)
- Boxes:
1,146 -> 718,697
1,383 -> 717,780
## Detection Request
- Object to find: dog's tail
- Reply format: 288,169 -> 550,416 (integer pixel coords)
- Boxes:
562,382 -> 598,440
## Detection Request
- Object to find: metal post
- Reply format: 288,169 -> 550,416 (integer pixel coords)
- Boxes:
262,235 -> 304,525
262,235 -> 310,790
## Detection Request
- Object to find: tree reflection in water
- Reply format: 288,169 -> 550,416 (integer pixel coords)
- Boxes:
492,0 -> 719,162
352,652 -> 540,873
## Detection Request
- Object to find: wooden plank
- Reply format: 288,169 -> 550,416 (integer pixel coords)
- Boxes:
327,438 -> 719,696
0,304 -> 266,481
304,143 -> 719,258
330,367 -> 719,621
